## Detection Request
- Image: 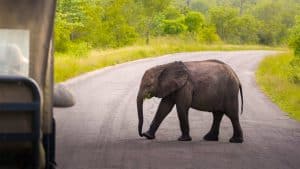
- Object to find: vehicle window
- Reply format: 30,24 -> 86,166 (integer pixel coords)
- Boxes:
0,29 -> 29,76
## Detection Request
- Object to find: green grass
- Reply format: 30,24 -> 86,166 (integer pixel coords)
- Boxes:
256,52 -> 300,121
55,36 -> 282,82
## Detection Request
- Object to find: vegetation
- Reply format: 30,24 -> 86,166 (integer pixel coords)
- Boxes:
55,0 -> 300,55
55,37 -> 278,82
54,0 -> 299,79
256,15 -> 300,121
54,0 -> 300,120
256,52 -> 300,121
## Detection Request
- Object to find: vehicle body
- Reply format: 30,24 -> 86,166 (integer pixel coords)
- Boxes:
0,1 -> 72,168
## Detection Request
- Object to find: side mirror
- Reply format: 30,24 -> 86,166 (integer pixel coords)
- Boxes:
53,83 -> 75,107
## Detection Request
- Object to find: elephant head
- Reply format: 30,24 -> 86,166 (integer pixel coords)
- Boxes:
137,61 -> 189,137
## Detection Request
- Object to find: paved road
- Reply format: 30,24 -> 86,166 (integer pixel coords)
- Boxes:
55,51 -> 300,169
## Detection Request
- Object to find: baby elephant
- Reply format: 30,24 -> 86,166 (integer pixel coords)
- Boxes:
137,60 -> 244,143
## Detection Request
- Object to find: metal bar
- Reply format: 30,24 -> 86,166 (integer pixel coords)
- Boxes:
0,133 -> 35,141
0,102 -> 39,111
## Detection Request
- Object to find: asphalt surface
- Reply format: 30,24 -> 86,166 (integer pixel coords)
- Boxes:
54,51 -> 300,169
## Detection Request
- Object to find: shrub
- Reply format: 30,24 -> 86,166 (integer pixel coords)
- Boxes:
288,58 -> 300,84
288,16 -> 300,84
163,18 -> 187,35
289,16 -> 300,57
197,26 -> 220,43
208,6 -> 239,42
184,11 -> 205,33
233,15 -> 261,44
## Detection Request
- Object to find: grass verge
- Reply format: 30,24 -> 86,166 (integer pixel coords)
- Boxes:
256,52 -> 300,121
55,37 -> 282,82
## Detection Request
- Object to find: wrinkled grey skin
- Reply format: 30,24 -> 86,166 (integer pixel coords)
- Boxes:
137,60 -> 244,143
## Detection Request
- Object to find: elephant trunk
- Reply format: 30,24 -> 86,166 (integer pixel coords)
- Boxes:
137,92 -> 144,137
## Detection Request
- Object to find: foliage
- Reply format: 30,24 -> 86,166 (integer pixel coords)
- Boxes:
55,36 -> 279,82
288,16 -> 300,84
190,0 -> 209,13
289,16 -> 300,57
288,58 -> 300,84
55,0 -> 85,52
208,6 -> 238,42
252,1 -> 300,45
54,0 -> 300,54
184,11 -> 205,33
231,15 -> 261,44
197,25 -> 220,43
163,6 -> 183,19
139,0 -> 172,43
54,12 -> 73,52
55,0 -> 139,53
163,18 -> 187,35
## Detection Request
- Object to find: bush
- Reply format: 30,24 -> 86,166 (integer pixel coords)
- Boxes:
197,26 -> 220,43
288,58 -> 300,84
66,42 -> 91,57
163,6 -> 183,20
150,13 -> 167,36
288,16 -> 300,84
184,11 -> 205,33
111,24 -> 138,47
289,16 -> 300,57
163,18 -> 187,35
233,15 -> 261,44
54,12 -> 73,52
208,6 -> 239,42
252,2 -> 289,45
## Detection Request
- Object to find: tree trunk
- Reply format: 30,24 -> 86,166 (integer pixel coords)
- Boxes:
240,0 -> 245,15
186,0 -> 191,7
146,31 -> 150,45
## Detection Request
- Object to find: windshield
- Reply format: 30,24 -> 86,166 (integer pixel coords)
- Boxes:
0,29 -> 29,76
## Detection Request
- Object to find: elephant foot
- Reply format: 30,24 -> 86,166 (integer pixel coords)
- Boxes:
203,133 -> 219,141
229,137 -> 243,143
178,135 -> 192,141
142,131 -> 155,140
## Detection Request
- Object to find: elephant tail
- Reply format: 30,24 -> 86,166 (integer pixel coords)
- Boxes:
239,84 -> 244,114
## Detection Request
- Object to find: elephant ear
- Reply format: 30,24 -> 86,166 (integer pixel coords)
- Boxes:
156,61 -> 189,98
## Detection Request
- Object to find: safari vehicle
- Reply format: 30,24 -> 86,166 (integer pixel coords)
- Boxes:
0,1 -> 73,168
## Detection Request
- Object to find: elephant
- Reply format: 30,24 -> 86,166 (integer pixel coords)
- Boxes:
136,60 -> 244,143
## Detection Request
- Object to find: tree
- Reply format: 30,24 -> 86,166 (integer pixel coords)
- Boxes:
100,0 -> 138,47
186,0 -> 191,7
252,1 -> 300,45
190,0 -> 209,13
239,0 -> 245,15
232,15 -> 261,44
139,0 -> 172,44
208,6 -> 239,42
288,15 -> 300,84
55,0 -> 86,52
54,0 -> 300,53
184,11 -> 205,33
163,18 -> 187,35
289,16 -> 300,57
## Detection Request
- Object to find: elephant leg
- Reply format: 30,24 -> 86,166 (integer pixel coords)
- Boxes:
176,105 -> 192,141
226,112 -> 243,143
204,112 -> 224,141
143,96 -> 175,139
